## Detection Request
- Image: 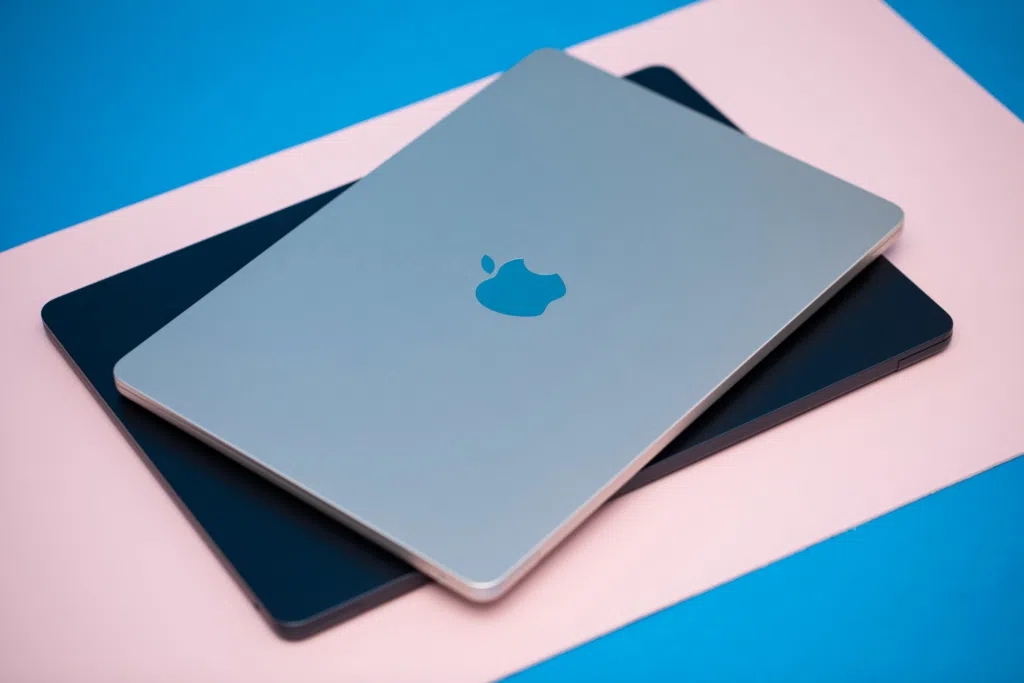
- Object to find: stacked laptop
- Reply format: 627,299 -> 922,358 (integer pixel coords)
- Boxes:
43,50 -> 951,638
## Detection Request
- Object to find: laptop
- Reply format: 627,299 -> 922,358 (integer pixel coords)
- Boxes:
110,49 -> 904,602
43,65 -> 948,635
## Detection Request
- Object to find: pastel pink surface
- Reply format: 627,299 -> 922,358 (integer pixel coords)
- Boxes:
1,0 -> 1023,680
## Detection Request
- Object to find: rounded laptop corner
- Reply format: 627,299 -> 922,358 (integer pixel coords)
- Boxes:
513,47 -> 568,73
523,46 -> 562,61
458,572 -> 514,604
871,199 -> 905,257
111,353 -> 139,399
884,200 -> 906,241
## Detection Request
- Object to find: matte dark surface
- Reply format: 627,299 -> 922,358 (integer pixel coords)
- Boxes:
42,66 -> 952,638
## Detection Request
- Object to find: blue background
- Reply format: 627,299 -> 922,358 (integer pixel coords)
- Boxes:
2,1 -> 1022,678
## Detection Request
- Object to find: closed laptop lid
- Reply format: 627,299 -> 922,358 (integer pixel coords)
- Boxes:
114,48 -> 903,601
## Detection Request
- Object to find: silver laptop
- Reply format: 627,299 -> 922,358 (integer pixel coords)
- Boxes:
114,48 -> 902,602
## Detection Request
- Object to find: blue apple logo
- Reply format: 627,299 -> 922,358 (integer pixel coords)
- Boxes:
475,255 -> 566,317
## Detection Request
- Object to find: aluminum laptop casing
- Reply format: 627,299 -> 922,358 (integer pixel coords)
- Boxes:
114,49 -> 903,601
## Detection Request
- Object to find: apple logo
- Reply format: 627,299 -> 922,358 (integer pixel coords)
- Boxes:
475,255 -> 566,317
